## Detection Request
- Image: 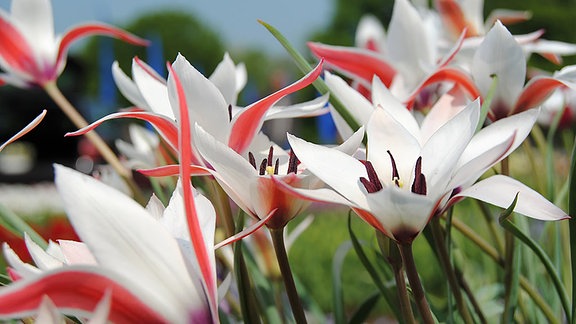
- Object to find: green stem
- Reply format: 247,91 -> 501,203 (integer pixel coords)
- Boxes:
258,20 -> 361,133
270,228 -> 307,324
430,218 -> 474,324
205,178 -> 235,237
567,138 -> 576,324
476,200 -> 504,254
398,243 -> 434,324
377,234 -> 416,324
43,81 -> 146,204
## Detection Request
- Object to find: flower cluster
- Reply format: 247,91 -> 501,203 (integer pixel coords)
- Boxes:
0,0 -> 574,323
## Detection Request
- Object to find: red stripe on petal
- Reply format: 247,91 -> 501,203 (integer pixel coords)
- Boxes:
435,0 -> 479,38
405,67 -> 480,110
0,268 -> 166,323
229,60 -> 324,154
308,42 -> 395,86
65,111 -> 180,153
138,164 -> 211,177
167,63 -> 218,322
56,24 -> 149,76
513,77 -> 567,114
0,15 -> 41,81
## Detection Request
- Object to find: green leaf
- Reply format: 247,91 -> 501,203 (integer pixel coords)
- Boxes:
568,138 -> 576,324
500,194 -> 571,322
0,204 -> 47,249
348,292 -> 381,324
347,214 -> 401,320
258,20 -> 362,133
332,240 -> 354,324
476,75 -> 498,132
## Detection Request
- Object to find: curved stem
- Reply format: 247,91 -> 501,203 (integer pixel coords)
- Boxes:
43,81 -> 145,204
430,218 -> 474,324
270,227 -> 307,324
399,243 -> 434,324
376,233 -> 415,324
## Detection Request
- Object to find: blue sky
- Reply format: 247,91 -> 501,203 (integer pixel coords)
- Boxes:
1,0 -> 334,56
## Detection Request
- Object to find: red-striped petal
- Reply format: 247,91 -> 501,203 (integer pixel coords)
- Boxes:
0,14 -> 40,81
0,267 -> 166,323
65,111 -> 180,154
138,164 -> 211,177
513,77 -> 567,114
308,42 -> 396,86
56,24 -> 149,76
405,67 -> 480,109
167,63 -> 218,322
435,0 -> 479,38
228,59 -> 324,154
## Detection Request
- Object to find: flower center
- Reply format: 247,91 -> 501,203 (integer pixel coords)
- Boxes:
360,151 -> 427,195
248,146 -> 299,175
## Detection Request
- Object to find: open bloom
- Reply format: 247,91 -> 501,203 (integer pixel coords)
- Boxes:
472,21 -> 576,120
282,81 -> 568,243
69,54 -> 327,166
192,124 -> 364,229
0,0 -> 148,87
0,165 -> 218,323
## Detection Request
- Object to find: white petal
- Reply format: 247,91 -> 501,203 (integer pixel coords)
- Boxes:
263,94 -> 329,120
24,233 -> 63,271
420,93 -> 468,144
455,175 -> 569,221
420,100 -> 479,194
472,21 -> 525,112
57,240 -> 97,265
334,126 -> 365,156
209,53 -> 239,106
11,0 -> 56,63
325,71 -> 373,126
194,124 -> 257,214
371,76 -> 420,138
355,14 -> 386,51
2,243 -> 40,278
132,59 -> 173,119
367,106 -> 420,184
288,134 -> 370,209
54,165 -> 201,323
35,296 -> 62,324
112,61 -> 149,110
171,54 -> 230,143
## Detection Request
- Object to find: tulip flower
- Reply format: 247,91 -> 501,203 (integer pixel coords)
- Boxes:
0,165 -> 218,323
69,54 -> 327,166
0,0 -> 148,88
472,21 -> 576,120
281,80 -> 568,243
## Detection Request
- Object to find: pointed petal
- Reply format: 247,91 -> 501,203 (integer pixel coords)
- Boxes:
287,133 -> 369,209
455,175 -> 569,221
170,54 -> 230,144
262,94 -> 330,120
229,60 -> 323,154
54,165 -> 202,322
65,111 -> 180,153
24,233 -> 63,270
0,110 -> 46,152
35,296 -> 62,324
0,11 -> 39,81
56,23 -> 148,74
2,243 -> 41,278
366,105 -> 420,183
138,164 -> 211,177
371,76 -> 420,138
57,240 -> 97,265
87,290 -> 112,324
209,53 -> 240,106
404,67 -> 479,109
435,0 -> 480,38
420,93 -> 467,143
168,63 -> 218,321
514,77 -> 569,114
325,71 -> 374,127
355,14 -> 386,51
420,100 -> 479,194
308,42 -> 396,87
472,21 -> 525,113
214,209 -> 277,249
132,57 -> 174,118
0,266 -> 166,323
111,61 -> 149,110
387,0 -> 434,81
